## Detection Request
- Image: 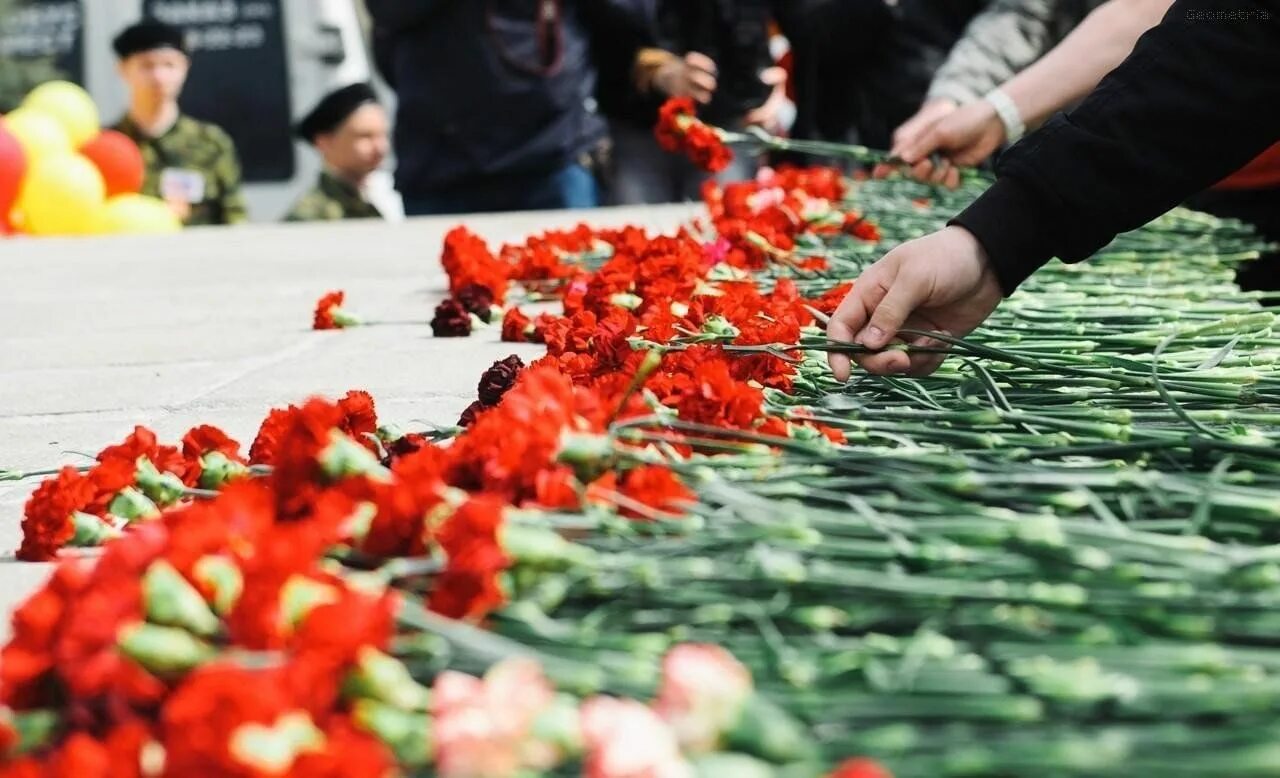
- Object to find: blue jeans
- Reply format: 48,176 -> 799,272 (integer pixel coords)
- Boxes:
403,163 -> 599,216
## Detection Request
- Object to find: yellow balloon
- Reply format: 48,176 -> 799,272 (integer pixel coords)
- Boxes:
18,153 -> 106,236
4,108 -> 72,165
98,194 -> 181,234
23,81 -> 100,147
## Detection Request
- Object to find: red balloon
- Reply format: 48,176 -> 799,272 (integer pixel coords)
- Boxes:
0,119 -> 26,231
79,129 -> 145,197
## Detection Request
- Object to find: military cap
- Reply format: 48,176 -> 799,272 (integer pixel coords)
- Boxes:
113,20 -> 189,59
296,83 -> 380,144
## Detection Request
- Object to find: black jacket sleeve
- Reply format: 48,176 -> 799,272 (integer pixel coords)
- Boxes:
364,0 -> 454,34
951,0 -> 1280,294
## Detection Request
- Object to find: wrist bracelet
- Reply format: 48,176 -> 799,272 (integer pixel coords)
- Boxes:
984,87 -> 1026,145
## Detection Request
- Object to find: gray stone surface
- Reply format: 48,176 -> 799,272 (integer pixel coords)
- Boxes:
0,204 -> 697,638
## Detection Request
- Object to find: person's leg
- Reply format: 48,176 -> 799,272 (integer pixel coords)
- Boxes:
607,121 -> 681,205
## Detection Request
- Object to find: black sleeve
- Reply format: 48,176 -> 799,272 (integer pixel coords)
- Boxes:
364,0 -> 452,33
951,0 -> 1280,294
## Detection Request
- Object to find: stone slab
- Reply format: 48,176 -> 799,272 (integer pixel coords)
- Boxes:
0,204 -> 698,640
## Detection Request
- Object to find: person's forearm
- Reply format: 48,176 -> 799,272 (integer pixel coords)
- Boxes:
953,0 -> 1280,294
1003,0 -> 1174,129
928,0 -> 1064,107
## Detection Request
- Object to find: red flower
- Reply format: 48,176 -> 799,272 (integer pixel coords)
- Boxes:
312,290 -> 351,330
17,468 -> 96,561
1,562 -> 91,708
667,350 -> 765,430
249,406 -> 292,466
828,758 -> 894,778
96,426 -> 186,482
361,446 -> 448,558
432,299 -> 473,338
160,664 -> 300,777
429,496 -> 510,621
843,212 -> 882,242
338,390 -> 379,454
441,226 -> 510,302
654,97 -> 733,173
180,425 -> 246,487
292,717 -> 397,778
501,307 -> 536,343
618,466 -> 694,519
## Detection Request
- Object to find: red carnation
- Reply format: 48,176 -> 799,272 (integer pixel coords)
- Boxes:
618,466 -> 694,519
429,496 -> 510,621
655,97 -> 733,173
17,467 -> 96,561
432,299 -> 473,338
501,307 -> 537,343
313,290 -> 358,330
338,390 -> 379,454
828,758 -> 894,778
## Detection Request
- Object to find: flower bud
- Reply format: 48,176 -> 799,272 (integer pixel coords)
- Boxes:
193,555 -> 243,616
109,486 -> 161,523
198,451 -> 248,490
144,559 -> 220,637
343,647 -> 431,711
353,700 -> 433,766
118,623 -> 216,675
69,511 -> 122,547
320,430 -> 391,482
136,457 -> 186,506
229,712 -> 325,774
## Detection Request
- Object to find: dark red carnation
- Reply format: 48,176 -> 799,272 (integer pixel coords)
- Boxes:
477,355 -> 526,406
432,299 -> 473,338
456,283 -> 496,323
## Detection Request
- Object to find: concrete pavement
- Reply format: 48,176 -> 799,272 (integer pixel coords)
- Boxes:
0,204 -> 697,638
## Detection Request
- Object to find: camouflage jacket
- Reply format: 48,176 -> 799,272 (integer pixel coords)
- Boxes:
283,170 -> 383,223
926,0 -> 1107,106
113,114 -> 249,226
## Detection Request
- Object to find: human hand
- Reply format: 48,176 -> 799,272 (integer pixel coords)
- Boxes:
744,66 -> 790,135
653,52 -> 719,104
892,100 -> 1006,188
892,98 -> 958,156
826,226 -> 1004,379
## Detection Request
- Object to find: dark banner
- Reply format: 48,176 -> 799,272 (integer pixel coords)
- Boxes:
144,0 -> 295,182
0,0 -> 85,82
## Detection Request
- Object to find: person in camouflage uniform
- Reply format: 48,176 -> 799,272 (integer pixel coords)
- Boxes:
111,21 -> 247,226
285,83 -> 388,223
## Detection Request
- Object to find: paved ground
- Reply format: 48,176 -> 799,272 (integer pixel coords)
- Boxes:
0,204 -> 696,639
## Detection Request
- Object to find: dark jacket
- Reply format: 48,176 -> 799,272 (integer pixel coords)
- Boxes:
779,0 -> 986,150
952,0 -> 1280,294
599,0 -> 775,130
366,0 -> 646,195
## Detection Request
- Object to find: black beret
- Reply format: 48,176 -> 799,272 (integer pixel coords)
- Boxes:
295,83 -> 380,143
113,20 -> 188,59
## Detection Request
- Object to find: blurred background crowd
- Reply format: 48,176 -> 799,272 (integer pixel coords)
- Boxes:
0,0 -> 1276,276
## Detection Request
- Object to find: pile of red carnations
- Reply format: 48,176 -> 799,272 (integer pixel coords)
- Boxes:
5,131 -> 892,773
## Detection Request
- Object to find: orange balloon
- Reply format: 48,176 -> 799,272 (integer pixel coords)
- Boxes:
80,130 -> 145,196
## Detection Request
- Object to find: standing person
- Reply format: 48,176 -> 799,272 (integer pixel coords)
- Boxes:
111,20 -> 247,226
285,83 -> 389,223
776,0 -> 987,154
824,0 -> 1280,380
365,1 -> 647,216
603,0 -> 789,204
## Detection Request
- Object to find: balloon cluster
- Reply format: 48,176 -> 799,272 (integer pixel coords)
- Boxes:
0,81 -> 180,238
